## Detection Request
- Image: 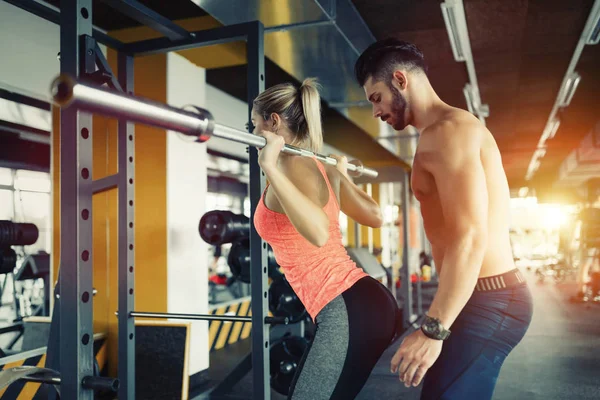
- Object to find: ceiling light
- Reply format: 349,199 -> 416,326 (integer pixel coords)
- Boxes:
585,4 -> 600,44
559,72 -> 581,107
441,1 -> 465,62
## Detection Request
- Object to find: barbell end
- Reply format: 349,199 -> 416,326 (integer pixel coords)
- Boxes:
82,376 -> 120,392
50,74 -> 76,107
181,104 -> 215,143
364,169 -> 379,178
265,316 -> 289,325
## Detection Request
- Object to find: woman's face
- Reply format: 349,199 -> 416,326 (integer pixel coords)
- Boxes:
250,108 -> 274,134
250,108 -> 295,146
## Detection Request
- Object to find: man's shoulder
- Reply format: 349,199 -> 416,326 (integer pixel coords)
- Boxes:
416,108 -> 486,169
421,109 -> 483,149
426,108 -> 481,137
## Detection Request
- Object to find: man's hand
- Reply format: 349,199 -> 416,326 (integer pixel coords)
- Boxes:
390,329 -> 442,388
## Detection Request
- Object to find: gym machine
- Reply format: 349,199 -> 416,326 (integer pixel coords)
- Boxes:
0,2 -> 379,398
199,210 -> 308,322
0,221 -> 39,276
0,221 -> 40,356
199,209 -> 311,395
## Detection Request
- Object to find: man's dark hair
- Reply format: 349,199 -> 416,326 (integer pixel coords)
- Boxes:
354,38 -> 427,86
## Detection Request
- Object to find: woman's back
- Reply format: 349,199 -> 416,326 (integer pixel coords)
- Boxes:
254,157 -> 367,320
262,157 -> 335,213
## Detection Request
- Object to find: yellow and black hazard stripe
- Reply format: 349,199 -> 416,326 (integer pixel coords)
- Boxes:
208,297 -> 254,352
208,297 -> 278,352
0,334 -> 107,399
0,347 -> 49,399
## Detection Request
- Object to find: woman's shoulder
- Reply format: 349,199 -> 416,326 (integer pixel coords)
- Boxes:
283,157 -> 335,185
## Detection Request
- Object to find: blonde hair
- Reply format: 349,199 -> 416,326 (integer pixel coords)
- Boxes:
253,78 -> 323,153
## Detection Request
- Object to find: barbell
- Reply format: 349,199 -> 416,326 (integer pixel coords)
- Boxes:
50,75 -> 378,178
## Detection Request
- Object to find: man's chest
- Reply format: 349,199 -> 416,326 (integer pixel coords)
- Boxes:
411,155 -> 436,202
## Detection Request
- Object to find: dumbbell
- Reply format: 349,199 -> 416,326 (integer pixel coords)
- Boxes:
199,210 -> 249,245
227,238 -> 282,283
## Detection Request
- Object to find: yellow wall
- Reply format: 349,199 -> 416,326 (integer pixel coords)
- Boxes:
371,184 -> 381,262
347,216 -> 357,247
109,16 -> 246,70
347,107 -> 380,139
51,108 -> 60,295
346,183 -> 381,261
52,51 -> 169,377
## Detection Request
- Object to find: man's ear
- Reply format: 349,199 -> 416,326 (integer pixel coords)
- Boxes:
392,70 -> 407,90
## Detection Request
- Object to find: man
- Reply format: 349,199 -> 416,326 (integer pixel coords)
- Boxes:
354,38 -> 533,399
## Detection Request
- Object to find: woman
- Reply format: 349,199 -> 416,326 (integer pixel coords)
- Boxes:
252,78 -> 400,399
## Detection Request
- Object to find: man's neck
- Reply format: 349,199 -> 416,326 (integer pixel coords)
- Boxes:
410,83 -> 449,132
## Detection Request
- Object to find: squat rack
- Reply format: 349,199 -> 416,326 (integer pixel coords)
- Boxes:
4,1 -> 413,399
6,0 -> 272,398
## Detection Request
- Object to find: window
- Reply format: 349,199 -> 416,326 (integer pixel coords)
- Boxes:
0,168 -> 12,186
16,191 -> 50,221
2,169 -> 52,256
14,170 -> 51,192
0,190 -> 14,220
244,197 -> 250,217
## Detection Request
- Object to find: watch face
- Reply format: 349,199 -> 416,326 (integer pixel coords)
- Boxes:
422,317 -> 449,340
424,318 -> 441,335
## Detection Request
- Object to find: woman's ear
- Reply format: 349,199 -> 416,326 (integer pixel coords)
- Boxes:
270,113 -> 281,130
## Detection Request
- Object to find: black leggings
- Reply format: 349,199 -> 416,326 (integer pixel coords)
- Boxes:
288,277 -> 400,400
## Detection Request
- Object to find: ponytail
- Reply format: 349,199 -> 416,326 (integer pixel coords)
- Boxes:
253,77 -> 323,153
299,78 -> 323,153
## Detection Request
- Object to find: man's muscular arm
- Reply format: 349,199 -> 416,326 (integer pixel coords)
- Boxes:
424,122 -> 488,329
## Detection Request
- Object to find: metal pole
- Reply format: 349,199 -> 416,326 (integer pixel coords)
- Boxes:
50,77 -> 378,178
129,311 -> 253,322
44,284 -> 60,400
416,268 -> 423,315
117,51 -> 135,400
264,19 -> 334,33
401,171 -> 413,330
416,199 -> 423,316
59,1 -> 94,398
247,21 -> 270,400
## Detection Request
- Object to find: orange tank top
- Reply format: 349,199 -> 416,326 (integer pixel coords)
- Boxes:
254,158 -> 368,320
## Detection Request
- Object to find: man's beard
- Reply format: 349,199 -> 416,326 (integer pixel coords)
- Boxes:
390,86 -> 408,131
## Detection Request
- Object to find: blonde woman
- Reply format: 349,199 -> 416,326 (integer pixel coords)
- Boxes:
252,78 -> 400,399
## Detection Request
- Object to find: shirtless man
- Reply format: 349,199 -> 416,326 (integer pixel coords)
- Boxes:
354,38 -> 534,399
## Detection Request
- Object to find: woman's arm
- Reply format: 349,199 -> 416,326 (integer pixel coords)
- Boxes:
258,131 -> 329,247
329,155 -> 383,228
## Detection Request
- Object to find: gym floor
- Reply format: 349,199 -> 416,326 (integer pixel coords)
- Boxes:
195,269 -> 600,399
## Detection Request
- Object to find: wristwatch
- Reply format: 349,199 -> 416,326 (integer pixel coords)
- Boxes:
420,315 -> 451,340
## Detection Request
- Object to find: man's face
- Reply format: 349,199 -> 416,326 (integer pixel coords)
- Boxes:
363,76 -> 408,131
